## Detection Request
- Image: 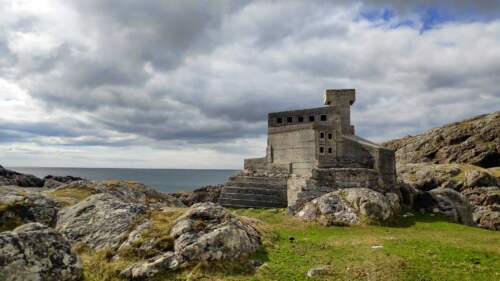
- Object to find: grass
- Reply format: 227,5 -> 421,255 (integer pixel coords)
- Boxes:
80,207 -> 187,281
77,208 -> 500,281
487,167 -> 500,178
45,185 -> 97,206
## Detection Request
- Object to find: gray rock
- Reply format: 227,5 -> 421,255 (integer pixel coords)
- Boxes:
417,188 -> 474,225
0,186 -> 60,231
171,202 -> 260,266
56,193 -> 147,250
464,170 -> 498,188
296,188 -> 400,226
0,223 -> 82,281
473,205 -> 500,230
461,186 -> 500,206
383,111 -> 500,168
48,180 -> 185,207
306,266 -> 329,277
0,165 -> 44,187
170,185 -> 223,206
121,203 -> 261,279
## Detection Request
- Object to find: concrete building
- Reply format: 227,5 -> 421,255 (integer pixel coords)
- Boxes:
218,89 -> 396,209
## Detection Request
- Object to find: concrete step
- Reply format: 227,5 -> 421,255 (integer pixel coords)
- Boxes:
219,192 -> 285,202
226,176 -> 287,188
218,198 -> 287,208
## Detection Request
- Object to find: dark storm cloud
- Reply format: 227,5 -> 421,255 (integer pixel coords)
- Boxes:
2,0 -> 500,152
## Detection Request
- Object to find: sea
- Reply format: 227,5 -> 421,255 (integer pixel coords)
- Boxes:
9,167 -> 238,193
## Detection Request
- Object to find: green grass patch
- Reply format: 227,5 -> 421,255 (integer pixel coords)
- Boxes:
45,185 -> 97,206
78,208 -> 500,281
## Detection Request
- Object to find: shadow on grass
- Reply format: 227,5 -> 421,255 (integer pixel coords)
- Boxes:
390,211 -> 457,228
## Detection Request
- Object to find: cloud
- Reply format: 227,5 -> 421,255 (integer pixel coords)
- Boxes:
0,0 -> 499,167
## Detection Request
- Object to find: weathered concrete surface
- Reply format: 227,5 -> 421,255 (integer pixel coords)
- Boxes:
0,223 -> 82,281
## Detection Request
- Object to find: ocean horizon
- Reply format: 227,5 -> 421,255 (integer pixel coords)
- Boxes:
8,167 -> 238,193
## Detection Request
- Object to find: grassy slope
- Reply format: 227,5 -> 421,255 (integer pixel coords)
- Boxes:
202,209 -> 500,281
80,208 -> 500,281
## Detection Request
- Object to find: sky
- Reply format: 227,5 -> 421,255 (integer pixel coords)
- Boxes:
1,0 -> 499,169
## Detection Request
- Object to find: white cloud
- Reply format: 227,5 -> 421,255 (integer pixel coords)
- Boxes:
0,0 -> 498,168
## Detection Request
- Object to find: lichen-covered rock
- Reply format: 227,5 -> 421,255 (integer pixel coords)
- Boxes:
47,180 -> 184,207
383,111 -> 500,168
171,203 -> 260,265
120,203 -> 261,279
0,186 -> 60,231
56,193 -> 147,250
170,185 -> 223,206
473,205 -> 500,230
414,188 -> 474,225
464,170 -> 498,188
0,165 -> 44,187
461,186 -> 500,207
42,175 -> 85,189
0,223 -> 82,281
296,188 -> 400,226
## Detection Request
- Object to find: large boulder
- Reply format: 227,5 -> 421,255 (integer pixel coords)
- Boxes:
414,188 -> 474,225
0,165 -> 44,187
0,186 -> 60,231
0,223 -> 82,281
296,188 -> 400,226
56,193 -> 147,250
121,203 -> 261,279
383,111 -> 500,168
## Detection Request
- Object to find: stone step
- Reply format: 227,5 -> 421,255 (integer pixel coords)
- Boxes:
219,192 -> 285,202
218,198 -> 287,208
226,176 -> 287,188
222,186 -> 286,195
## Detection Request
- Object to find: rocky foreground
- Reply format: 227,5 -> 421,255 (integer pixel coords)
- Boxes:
0,112 -> 499,280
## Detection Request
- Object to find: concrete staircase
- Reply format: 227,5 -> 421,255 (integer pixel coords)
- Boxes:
218,175 -> 287,208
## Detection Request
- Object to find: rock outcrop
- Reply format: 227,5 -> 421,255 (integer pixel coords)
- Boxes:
42,175 -> 84,189
0,186 -> 60,231
384,111 -> 499,168
46,180 -> 185,207
296,188 -> 400,226
121,203 -> 261,279
413,188 -> 474,225
170,185 -> 223,206
56,193 -> 147,250
0,223 -> 82,281
0,165 -> 44,187
396,163 -> 499,229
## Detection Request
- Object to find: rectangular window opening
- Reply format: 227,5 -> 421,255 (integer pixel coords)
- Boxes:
319,146 -> 324,154
298,116 -> 304,123
276,117 -> 282,124
309,115 -> 315,122
320,114 -> 327,121
328,147 -> 333,154
328,133 -> 332,139
287,117 -> 293,123
320,132 -> 325,139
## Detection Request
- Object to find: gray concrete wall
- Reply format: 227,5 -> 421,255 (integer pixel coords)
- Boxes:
268,125 -> 316,176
